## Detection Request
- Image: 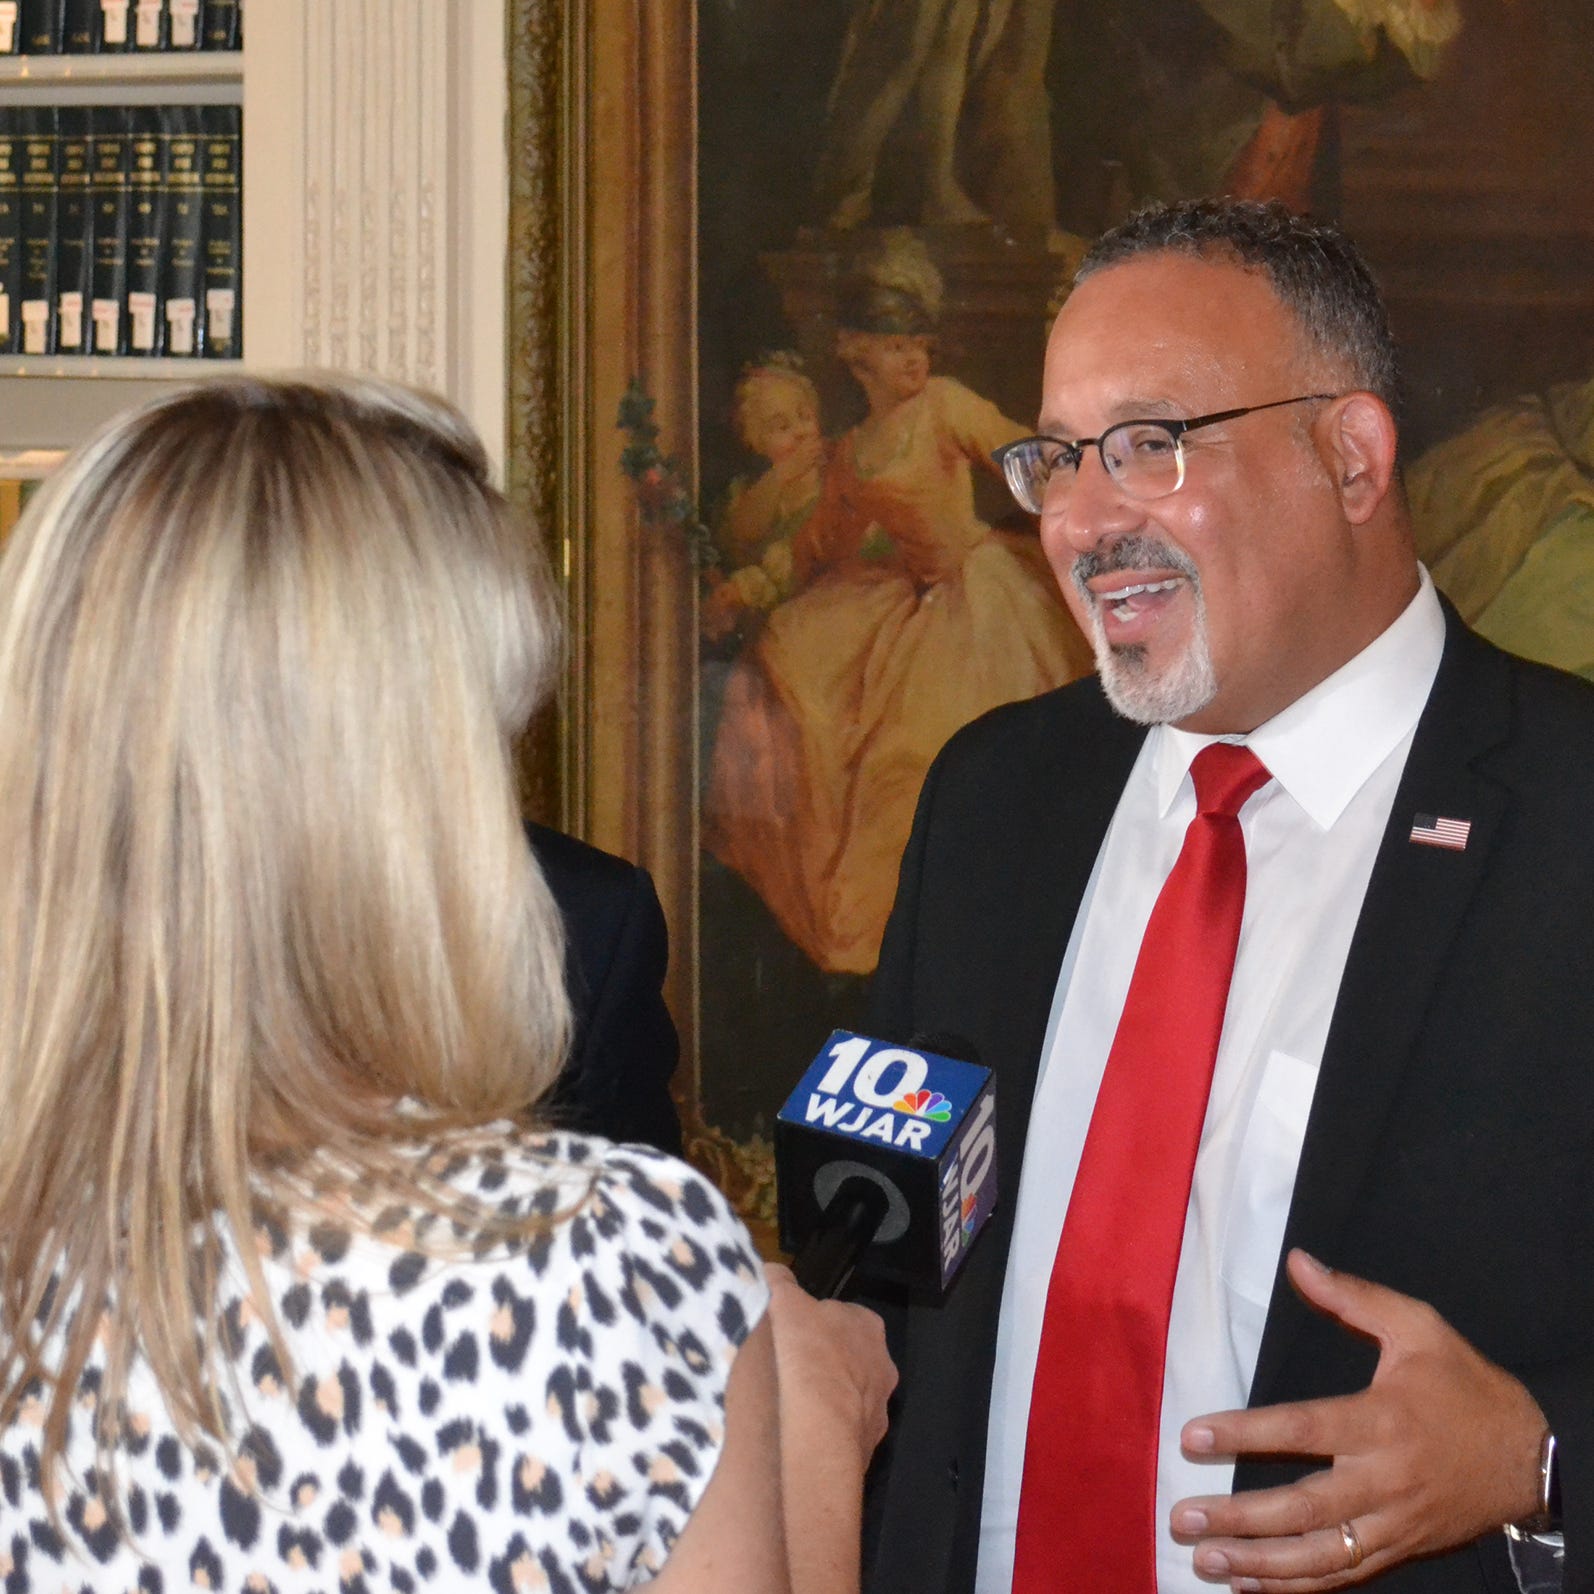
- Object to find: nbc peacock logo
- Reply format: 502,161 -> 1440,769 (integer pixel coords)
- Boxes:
893,1088 -> 953,1122
960,1190 -> 979,1239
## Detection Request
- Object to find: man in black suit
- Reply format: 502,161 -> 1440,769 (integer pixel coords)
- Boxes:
527,822 -> 682,1156
865,201 -> 1594,1592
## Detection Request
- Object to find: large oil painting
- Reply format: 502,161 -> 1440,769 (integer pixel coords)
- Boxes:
512,0 -> 1594,1229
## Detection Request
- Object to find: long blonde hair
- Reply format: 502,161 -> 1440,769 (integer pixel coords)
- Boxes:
0,374 -> 572,1488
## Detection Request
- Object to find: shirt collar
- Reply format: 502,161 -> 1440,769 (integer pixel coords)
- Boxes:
1153,566 -> 1445,829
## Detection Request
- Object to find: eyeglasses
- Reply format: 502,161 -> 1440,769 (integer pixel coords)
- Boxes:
992,393 -> 1338,513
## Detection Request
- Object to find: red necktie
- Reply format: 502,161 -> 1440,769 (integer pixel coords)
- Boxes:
1012,742 -> 1272,1591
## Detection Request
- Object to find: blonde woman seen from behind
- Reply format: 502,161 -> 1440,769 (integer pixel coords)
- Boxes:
0,375 -> 893,1591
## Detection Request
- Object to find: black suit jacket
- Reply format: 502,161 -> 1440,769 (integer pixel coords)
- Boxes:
527,823 -> 682,1157
865,610 -> 1594,1594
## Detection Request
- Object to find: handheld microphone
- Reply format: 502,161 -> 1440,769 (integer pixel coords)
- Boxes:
775,1030 -> 997,1299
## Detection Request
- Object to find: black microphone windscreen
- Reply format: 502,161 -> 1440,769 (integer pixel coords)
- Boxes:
907,1031 -> 981,1068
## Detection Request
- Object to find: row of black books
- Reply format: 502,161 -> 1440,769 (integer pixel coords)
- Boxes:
0,0 -> 240,53
0,104 -> 241,358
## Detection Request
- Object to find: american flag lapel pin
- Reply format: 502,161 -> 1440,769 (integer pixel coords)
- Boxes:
1410,813 -> 1471,851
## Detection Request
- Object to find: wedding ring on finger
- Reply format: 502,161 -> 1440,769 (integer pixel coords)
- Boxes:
1338,1519 -> 1365,1570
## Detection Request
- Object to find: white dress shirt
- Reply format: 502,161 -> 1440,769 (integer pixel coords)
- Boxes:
975,571 -> 1446,1593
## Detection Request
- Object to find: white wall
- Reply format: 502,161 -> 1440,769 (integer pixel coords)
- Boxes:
245,0 -> 510,472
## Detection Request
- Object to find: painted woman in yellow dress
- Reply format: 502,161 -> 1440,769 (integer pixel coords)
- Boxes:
705,234 -> 1089,974
1409,373 -> 1594,679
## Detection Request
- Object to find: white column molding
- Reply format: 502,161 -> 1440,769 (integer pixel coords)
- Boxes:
243,0 -> 508,472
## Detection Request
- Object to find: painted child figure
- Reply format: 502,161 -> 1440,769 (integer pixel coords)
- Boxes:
702,355 -> 826,646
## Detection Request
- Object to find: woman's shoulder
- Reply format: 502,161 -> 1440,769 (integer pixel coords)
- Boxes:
229,1129 -> 769,1355
238,1129 -> 770,1383
246,1130 -> 763,1298
478,1128 -> 749,1225
436,1129 -> 767,1304
521,1126 -> 724,1196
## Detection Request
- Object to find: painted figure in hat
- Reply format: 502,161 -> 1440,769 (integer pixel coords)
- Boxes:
705,233 -> 1088,974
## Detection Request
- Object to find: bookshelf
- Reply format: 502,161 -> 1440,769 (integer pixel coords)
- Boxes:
0,39 -> 242,447
0,51 -> 239,90
0,6 -> 508,471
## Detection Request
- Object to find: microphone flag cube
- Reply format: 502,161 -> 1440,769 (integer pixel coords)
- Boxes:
775,1029 -> 997,1294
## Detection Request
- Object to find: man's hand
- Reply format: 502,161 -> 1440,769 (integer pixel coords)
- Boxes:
1170,1248 -> 1547,1590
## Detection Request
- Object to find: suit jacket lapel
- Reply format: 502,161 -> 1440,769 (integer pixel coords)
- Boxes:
974,683 -> 1147,1197
879,680 -> 1144,1588
1249,611 -> 1516,1404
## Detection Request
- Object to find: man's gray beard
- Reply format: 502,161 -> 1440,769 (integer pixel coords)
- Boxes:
1072,537 -> 1218,725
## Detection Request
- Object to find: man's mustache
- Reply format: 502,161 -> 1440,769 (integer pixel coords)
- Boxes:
1072,536 -> 1201,597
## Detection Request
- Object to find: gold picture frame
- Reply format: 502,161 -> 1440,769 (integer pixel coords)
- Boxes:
508,0 -> 779,1219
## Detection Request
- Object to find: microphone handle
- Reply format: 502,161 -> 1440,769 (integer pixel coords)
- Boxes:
791,1175 -> 891,1299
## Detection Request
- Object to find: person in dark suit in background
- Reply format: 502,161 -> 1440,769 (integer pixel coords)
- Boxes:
864,199 -> 1593,1593
528,822 -> 683,1157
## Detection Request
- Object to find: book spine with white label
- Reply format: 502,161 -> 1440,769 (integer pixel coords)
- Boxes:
166,0 -> 198,48
55,107 -> 91,352
0,0 -> 232,52
18,107 -> 58,355
88,105 -> 129,355
124,105 -> 164,353
130,0 -> 164,51
98,0 -> 129,51
0,111 -> 21,353
198,102 -> 238,358
159,105 -> 199,354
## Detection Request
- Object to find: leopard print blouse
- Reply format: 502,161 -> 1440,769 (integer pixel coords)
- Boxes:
0,1133 -> 770,1591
